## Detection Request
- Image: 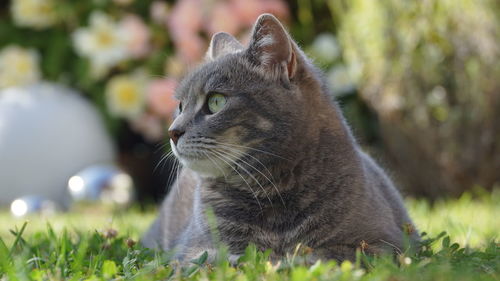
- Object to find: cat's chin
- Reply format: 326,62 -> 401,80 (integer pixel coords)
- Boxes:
180,158 -> 225,178
171,143 -> 225,179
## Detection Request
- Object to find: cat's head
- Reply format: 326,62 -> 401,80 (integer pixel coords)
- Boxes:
169,14 -> 324,178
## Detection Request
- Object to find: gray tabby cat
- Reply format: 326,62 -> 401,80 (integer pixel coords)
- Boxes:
142,14 -> 419,263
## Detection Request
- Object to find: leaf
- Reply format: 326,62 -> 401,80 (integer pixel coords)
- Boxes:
190,251 -> 208,266
9,221 -> 28,255
442,236 -> 450,249
102,260 -> 118,279
0,237 -> 11,270
450,243 -> 460,252
291,267 -> 310,281
29,269 -> 44,281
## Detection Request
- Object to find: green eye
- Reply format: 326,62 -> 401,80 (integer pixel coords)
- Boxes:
207,93 -> 227,114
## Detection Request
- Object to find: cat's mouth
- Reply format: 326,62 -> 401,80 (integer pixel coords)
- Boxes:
171,140 -> 228,178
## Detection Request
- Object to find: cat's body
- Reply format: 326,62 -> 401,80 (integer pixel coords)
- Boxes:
143,14 -> 419,263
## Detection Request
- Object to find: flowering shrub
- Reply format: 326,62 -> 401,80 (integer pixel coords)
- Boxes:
0,0 -> 289,141
331,0 -> 500,197
72,11 -> 134,78
1,0 -> 495,200
1,0 -> 362,201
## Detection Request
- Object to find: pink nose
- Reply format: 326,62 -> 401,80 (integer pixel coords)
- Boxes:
168,129 -> 184,145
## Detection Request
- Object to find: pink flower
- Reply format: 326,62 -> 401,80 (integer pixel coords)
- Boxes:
230,0 -> 288,26
120,14 -> 151,58
207,2 -> 241,36
130,113 -> 165,142
150,1 -> 169,24
167,0 -> 206,63
230,0 -> 261,26
165,0 -> 290,65
167,0 -> 203,38
147,78 -> 179,120
175,33 -> 206,63
260,0 -> 289,20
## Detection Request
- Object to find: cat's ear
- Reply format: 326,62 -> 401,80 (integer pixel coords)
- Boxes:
246,14 -> 297,82
206,32 -> 244,61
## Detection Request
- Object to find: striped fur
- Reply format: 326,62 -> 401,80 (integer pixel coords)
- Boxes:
142,14 -> 419,264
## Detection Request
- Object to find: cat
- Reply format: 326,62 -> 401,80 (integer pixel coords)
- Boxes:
142,14 -> 419,264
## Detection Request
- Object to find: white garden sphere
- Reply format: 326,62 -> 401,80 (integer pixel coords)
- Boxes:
0,82 -> 115,206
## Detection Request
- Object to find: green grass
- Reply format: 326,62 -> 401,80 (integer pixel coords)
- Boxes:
0,191 -> 498,281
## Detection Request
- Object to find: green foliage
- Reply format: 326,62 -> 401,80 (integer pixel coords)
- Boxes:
408,190 -> 500,247
0,196 -> 498,280
330,0 -> 500,198
0,225 -> 497,280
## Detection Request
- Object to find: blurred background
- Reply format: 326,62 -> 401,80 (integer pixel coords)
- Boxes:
0,0 -> 498,216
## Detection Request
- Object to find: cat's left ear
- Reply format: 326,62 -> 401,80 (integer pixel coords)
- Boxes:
246,14 -> 297,82
206,32 -> 244,61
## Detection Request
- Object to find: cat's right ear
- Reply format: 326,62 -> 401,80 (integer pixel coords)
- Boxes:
246,14 -> 297,83
206,32 -> 244,61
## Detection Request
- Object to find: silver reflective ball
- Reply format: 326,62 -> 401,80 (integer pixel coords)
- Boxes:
10,196 -> 57,217
67,165 -> 134,206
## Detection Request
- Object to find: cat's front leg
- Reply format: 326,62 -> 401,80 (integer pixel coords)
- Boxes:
313,244 -> 358,263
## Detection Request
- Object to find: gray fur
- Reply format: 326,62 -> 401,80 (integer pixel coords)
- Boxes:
143,14 -> 419,263
206,32 -> 244,61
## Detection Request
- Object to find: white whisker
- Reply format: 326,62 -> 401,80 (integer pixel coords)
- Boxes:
216,146 -> 286,207
202,151 -> 228,182
153,150 -> 173,173
164,155 -> 179,190
174,160 -> 182,200
217,144 -> 275,180
209,140 -> 291,161
206,150 -> 264,214
211,149 -> 275,211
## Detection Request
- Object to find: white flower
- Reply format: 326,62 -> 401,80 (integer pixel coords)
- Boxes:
0,45 -> 41,89
310,33 -> 340,64
11,0 -> 57,29
327,65 -> 356,96
72,12 -> 130,78
105,72 -> 147,120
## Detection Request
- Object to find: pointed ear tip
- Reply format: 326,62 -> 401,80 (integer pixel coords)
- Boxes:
210,32 -> 232,44
257,13 -> 278,20
212,32 -> 231,40
256,13 -> 281,24
207,31 -> 243,60
209,32 -> 242,49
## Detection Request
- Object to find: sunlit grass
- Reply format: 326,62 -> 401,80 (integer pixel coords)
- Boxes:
0,192 -> 498,280
408,190 -> 499,248
0,205 -> 155,245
